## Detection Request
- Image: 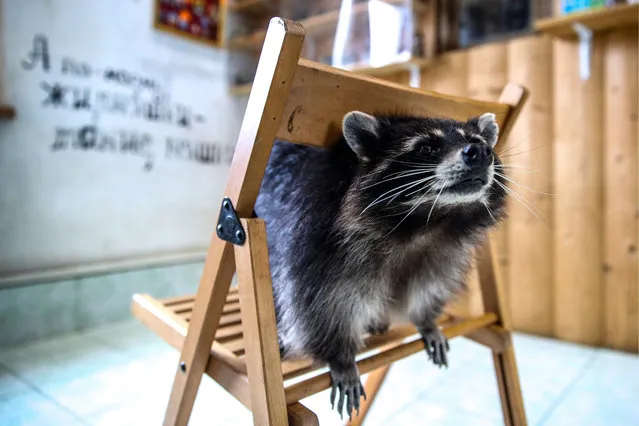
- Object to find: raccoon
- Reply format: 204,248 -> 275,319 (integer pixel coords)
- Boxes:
254,111 -> 508,418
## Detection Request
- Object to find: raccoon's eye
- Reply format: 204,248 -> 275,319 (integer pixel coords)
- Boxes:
419,145 -> 439,156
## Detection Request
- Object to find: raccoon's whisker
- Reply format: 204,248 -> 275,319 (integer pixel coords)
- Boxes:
386,164 -> 439,174
385,180 -> 439,207
402,179 -> 441,198
362,169 -> 436,189
493,179 -> 542,216
499,145 -> 546,159
493,172 -> 554,195
385,167 -> 439,177
369,167 -> 438,183
494,164 -> 538,174
496,136 -> 532,156
360,176 -> 437,214
482,199 -> 497,224
495,164 -> 535,171
494,180 -> 548,230
386,159 -> 439,167
426,181 -> 447,226
384,178 -> 438,206
385,180 -> 440,235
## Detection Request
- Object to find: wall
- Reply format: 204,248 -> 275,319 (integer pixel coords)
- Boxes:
0,0 -> 246,285
0,0 -> 246,346
385,28 -> 638,353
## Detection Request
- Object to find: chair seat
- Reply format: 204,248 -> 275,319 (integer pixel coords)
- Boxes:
132,288 -> 500,408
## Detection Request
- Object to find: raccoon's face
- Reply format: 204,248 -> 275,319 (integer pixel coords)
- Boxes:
342,111 -> 507,227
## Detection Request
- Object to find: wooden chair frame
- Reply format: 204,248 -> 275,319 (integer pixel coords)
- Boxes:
132,17 -> 529,426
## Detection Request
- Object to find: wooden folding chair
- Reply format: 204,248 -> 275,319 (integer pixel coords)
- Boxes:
132,17 -> 529,426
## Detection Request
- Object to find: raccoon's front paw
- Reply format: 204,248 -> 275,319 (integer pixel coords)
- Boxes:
329,364 -> 366,420
421,328 -> 450,368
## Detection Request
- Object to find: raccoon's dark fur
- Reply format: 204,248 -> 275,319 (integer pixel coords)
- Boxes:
254,111 -> 508,417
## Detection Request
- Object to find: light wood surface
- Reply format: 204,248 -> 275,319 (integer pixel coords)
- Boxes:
603,28 -> 639,352
506,35 -> 554,336
552,36 -> 604,346
132,290 -> 515,403
227,19 -> 306,215
478,236 -> 527,426
162,17 -> 305,426
492,344 -> 527,426
283,313 -> 500,404
277,58 -> 511,148
420,49 -> 468,95
236,219 -> 288,426
287,403 -> 320,426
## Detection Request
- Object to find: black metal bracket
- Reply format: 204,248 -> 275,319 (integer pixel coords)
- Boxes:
216,197 -> 245,245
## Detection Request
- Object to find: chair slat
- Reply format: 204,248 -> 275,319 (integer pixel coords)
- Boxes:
134,292 -> 508,408
224,337 -> 247,355
163,291 -> 238,311
215,323 -> 244,341
284,312 -> 499,403
281,316 -> 454,380
276,59 -> 512,148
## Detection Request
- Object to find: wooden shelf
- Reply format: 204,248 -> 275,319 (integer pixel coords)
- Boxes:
228,0 -> 277,15
344,57 -> 432,77
0,105 -> 16,119
229,57 -> 431,96
535,3 -> 639,38
228,0 -> 407,51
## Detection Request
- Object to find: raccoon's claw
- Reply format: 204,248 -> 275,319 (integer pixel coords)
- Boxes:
329,369 -> 366,420
421,329 -> 450,368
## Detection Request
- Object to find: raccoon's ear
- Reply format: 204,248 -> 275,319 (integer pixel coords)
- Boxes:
343,111 -> 380,161
477,112 -> 499,148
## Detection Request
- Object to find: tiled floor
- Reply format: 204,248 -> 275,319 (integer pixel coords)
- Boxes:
0,320 -> 637,426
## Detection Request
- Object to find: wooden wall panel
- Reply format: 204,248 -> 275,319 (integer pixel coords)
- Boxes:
467,42 -> 511,315
552,37 -> 605,346
467,43 -> 508,102
378,30 -> 638,352
420,49 -> 468,96
603,28 -> 639,352
505,35 -> 554,336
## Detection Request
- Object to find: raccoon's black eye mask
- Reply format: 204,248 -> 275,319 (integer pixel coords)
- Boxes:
341,110 -> 499,162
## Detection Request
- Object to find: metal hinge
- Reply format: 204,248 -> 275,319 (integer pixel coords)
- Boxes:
216,197 -> 245,245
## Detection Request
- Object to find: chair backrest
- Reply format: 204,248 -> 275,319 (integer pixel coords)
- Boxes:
226,17 -> 526,218
278,58 -> 512,148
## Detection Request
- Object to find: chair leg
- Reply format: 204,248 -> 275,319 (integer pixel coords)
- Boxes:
288,403 -> 320,426
346,365 -> 391,426
235,219 -> 288,426
492,333 -> 526,426
164,237 -> 236,426
477,238 -> 528,426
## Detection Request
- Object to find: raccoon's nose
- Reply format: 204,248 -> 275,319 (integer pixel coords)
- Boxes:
462,144 -> 493,168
